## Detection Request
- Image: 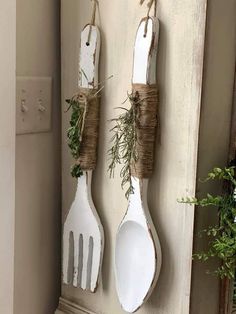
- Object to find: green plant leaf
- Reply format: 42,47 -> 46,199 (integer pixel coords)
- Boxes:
180,166 -> 236,280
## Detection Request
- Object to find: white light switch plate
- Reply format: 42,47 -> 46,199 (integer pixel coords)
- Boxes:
16,76 -> 52,134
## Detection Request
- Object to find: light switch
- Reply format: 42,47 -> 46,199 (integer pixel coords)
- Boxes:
16,76 -> 52,135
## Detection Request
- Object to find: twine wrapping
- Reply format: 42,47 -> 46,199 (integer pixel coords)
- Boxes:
76,87 -> 100,170
131,83 -> 158,178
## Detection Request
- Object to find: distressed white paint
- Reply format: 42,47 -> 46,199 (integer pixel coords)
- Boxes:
80,25 -> 100,89
63,24 -> 104,293
115,18 -> 162,313
133,18 -> 159,85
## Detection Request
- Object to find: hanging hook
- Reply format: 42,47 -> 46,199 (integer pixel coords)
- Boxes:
140,0 -> 156,37
87,0 -> 99,45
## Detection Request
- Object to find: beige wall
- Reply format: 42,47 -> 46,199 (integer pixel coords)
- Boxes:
60,1 -> 207,314
191,1 -> 236,313
15,0 -> 61,313
1,1 -> 235,313
0,1 -> 16,313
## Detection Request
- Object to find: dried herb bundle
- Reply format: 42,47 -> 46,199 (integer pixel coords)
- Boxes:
66,73 -> 112,179
65,95 -> 86,178
108,92 -> 140,198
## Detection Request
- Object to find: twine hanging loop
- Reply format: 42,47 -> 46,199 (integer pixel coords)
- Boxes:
90,0 -> 98,26
87,0 -> 99,45
140,0 -> 156,37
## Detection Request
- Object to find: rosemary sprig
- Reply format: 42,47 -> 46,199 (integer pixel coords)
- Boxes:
108,92 -> 139,198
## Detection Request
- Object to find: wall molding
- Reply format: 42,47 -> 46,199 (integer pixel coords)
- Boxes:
0,1 -> 16,313
55,297 -> 97,314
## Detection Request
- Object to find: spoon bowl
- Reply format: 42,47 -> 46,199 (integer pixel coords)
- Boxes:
115,177 -> 162,313
116,221 -> 157,313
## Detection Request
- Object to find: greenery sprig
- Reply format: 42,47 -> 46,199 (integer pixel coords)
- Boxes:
108,92 -> 140,198
66,73 -> 113,179
65,96 -> 85,178
179,167 -> 236,279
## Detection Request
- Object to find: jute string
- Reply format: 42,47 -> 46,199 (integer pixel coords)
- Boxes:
140,0 -> 157,36
131,83 -> 158,178
76,87 -> 100,170
87,0 -> 98,45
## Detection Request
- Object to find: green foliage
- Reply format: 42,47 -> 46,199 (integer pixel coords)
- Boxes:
179,167 -> 236,279
201,167 -> 236,184
65,97 -> 84,178
108,92 -> 139,198
66,74 -> 112,179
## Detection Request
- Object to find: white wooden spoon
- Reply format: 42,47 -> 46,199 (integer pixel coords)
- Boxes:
115,17 -> 162,313
63,24 -> 104,293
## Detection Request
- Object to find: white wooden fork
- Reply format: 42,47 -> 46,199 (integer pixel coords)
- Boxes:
62,24 -> 104,293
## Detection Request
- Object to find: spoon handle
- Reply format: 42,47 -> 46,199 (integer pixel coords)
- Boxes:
132,17 -> 159,86
131,18 -> 159,180
79,24 -> 100,89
